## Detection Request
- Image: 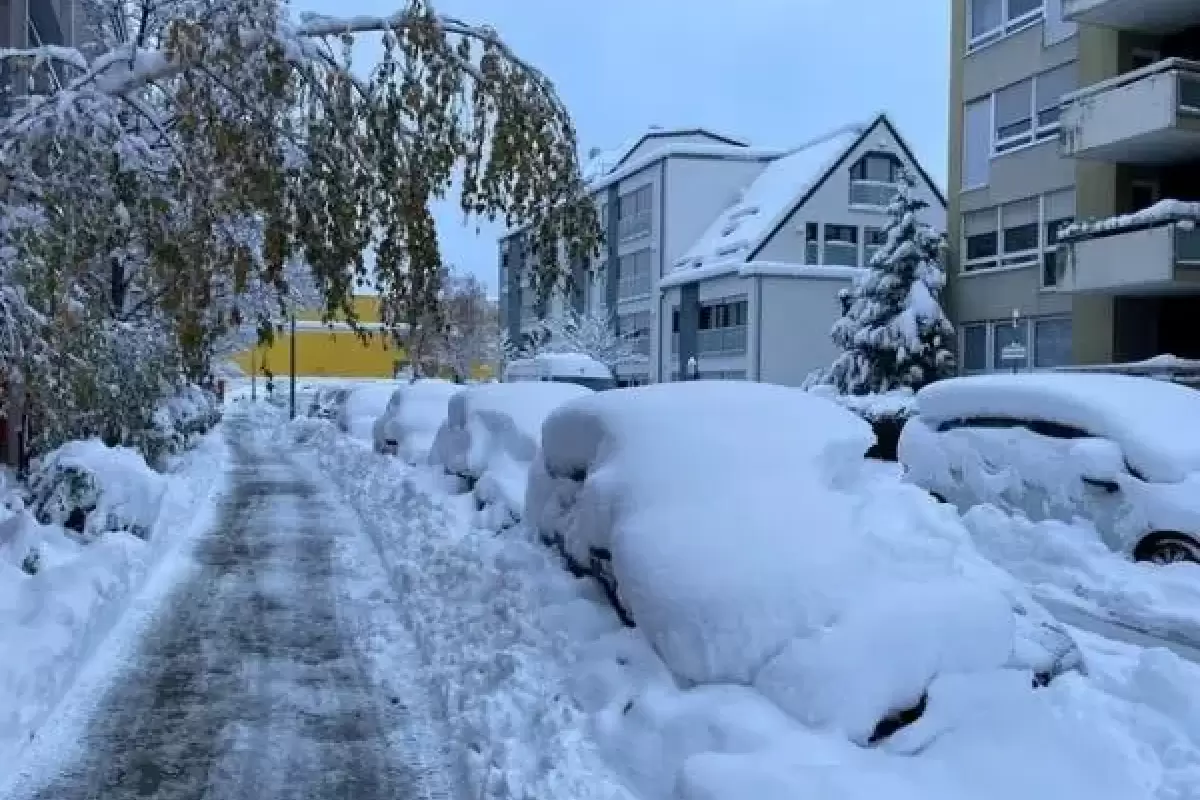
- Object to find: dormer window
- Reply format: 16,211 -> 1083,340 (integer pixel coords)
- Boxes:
849,151 -> 904,208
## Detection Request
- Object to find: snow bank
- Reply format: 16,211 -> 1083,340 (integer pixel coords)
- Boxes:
0,430 -> 229,766
529,381 -> 1080,744
372,379 -> 462,463
337,381 -> 397,443
430,381 -> 592,528
284,417 -> 636,799
914,373 -> 1200,482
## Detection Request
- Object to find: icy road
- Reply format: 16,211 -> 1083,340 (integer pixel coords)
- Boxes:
2,416 -> 459,800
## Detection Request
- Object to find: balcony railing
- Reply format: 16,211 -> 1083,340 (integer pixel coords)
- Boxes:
849,180 -> 898,208
1060,58 -> 1200,164
1062,0 -> 1200,35
1057,203 -> 1200,293
617,211 -> 651,241
823,241 -> 859,267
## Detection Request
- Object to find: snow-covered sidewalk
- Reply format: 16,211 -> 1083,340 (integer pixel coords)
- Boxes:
0,430 -> 230,767
288,410 -> 1200,800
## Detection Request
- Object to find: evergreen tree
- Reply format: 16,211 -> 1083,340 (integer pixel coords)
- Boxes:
823,170 -> 955,395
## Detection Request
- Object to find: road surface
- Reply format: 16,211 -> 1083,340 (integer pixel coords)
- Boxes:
6,415 -> 457,800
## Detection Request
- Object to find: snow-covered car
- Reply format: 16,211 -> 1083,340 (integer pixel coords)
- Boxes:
527,380 -> 1082,745
899,372 -> 1200,565
335,383 -> 396,443
371,379 -> 462,461
503,353 -> 616,391
429,381 -> 593,528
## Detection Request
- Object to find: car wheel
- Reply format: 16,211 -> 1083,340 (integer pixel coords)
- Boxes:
1133,532 -> 1200,566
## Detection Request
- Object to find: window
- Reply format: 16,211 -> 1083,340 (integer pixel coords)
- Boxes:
995,78 -> 1034,152
1035,62 -> 1075,132
697,297 -> 749,355
962,324 -> 988,374
824,225 -> 859,266
964,190 -> 1075,278
1042,188 -> 1075,288
1034,316 -> 1072,368
617,249 -> 653,298
1001,198 -> 1039,266
849,153 -> 902,206
968,0 -> 1044,51
963,98 -> 992,189
963,208 -> 999,271
992,321 -> 1030,370
619,310 -> 653,355
617,185 -> 653,240
865,227 -> 887,266
805,223 -> 819,264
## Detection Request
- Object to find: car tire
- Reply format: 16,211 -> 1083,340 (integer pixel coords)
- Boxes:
1132,532 -> 1200,566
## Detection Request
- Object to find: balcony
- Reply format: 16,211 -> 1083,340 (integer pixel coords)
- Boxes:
1060,59 -> 1200,165
849,180 -> 898,209
1062,0 -> 1200,34
1057,205 -> 1200,294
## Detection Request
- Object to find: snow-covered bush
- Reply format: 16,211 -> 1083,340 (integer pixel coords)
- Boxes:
528,381 -> 1082,744
807,385 -> 916,461
307,386 -> 350,420
430,381 -> 592,529
814,170 -> 955,395
25,440 -> 167,543
144,384 -> 223,464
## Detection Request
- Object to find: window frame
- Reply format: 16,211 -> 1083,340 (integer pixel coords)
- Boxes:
962,190 -> 1076,278
967,0 -> 1045,53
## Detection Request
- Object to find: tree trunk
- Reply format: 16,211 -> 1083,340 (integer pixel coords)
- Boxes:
5,376 -> 25,470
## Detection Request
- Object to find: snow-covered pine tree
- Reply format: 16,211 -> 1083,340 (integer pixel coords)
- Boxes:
824,170 -> 955,395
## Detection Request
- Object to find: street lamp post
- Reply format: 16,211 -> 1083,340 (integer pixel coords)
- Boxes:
289,313 -> 297,419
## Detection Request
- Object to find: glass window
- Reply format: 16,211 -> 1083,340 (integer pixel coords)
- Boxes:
995,78 -> 1033,149
993,320 -> 1030,370
1035,63 -> 1075,131
1034,317 -> 1072,368
1009,0 -> 1043,20
1001,198 -> 1040,262
805,222 -> 819,264
970,0 -> 1004,40
963,98 -> 992,189
963,208 -> 999,271
852,154 -> 898,182
826,225 -> 858,243
962,324 -> 988,373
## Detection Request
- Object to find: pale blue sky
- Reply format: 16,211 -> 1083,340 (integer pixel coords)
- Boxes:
294,0 -> 951,296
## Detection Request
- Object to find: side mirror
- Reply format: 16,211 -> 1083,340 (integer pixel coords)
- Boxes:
1070,438 -> 1124,493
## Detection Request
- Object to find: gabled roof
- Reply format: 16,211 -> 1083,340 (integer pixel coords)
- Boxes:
671,123 -> 867,273
667,113 -> 948,277
581,126 -> 749,184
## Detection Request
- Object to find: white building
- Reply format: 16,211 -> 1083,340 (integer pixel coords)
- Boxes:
498,114 -> 946,386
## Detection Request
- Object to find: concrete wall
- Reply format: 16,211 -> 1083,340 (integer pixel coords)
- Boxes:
755,273 -> 853,387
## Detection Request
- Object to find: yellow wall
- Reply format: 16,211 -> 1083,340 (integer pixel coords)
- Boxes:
232,295 -> 404,379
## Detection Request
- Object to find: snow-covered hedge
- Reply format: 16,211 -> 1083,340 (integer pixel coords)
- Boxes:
146,384 -> 223,463
25,440 -> 168,544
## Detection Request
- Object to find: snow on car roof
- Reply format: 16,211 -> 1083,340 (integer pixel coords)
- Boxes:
526,353 -> 612,379
915,372 -> 1200,483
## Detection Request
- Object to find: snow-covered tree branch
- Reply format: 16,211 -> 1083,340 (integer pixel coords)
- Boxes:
433,271 -> 499,382
524,308 -> 636,370
0,0 -> 600,462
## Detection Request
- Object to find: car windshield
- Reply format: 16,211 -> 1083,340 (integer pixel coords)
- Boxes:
551,375 -> 615,392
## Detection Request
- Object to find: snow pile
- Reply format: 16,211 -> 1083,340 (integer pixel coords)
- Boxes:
336,381 -> 397,443
528,381 -> 1081,744
284,417 -> 636,799
0,430 -> 228,766
371,379 -> 462,463
292,401 -> 1200,800
964,504 -> 1200,646
26,440 -> 168,542
913,372 -> 1200,483
1060,199 -> 1200,241
671,123 -> 865,273
306,384 -> 351,420
430,381 -> 592,529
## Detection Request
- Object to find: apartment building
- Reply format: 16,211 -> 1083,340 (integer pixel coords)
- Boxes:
948,0 -> 1200,373
1,0 -> 81,115
499,117 -> 945,386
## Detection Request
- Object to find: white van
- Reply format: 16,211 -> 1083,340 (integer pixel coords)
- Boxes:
502,353 -> 616,392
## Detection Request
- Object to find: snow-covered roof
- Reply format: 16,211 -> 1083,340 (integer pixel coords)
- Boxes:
581,126 -> 749,183
587,142 -> 782,194
666,123 -> 867,277
1059,199 -> 1200,242
658,260 -> 862,290
914,372 -> 1200,483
